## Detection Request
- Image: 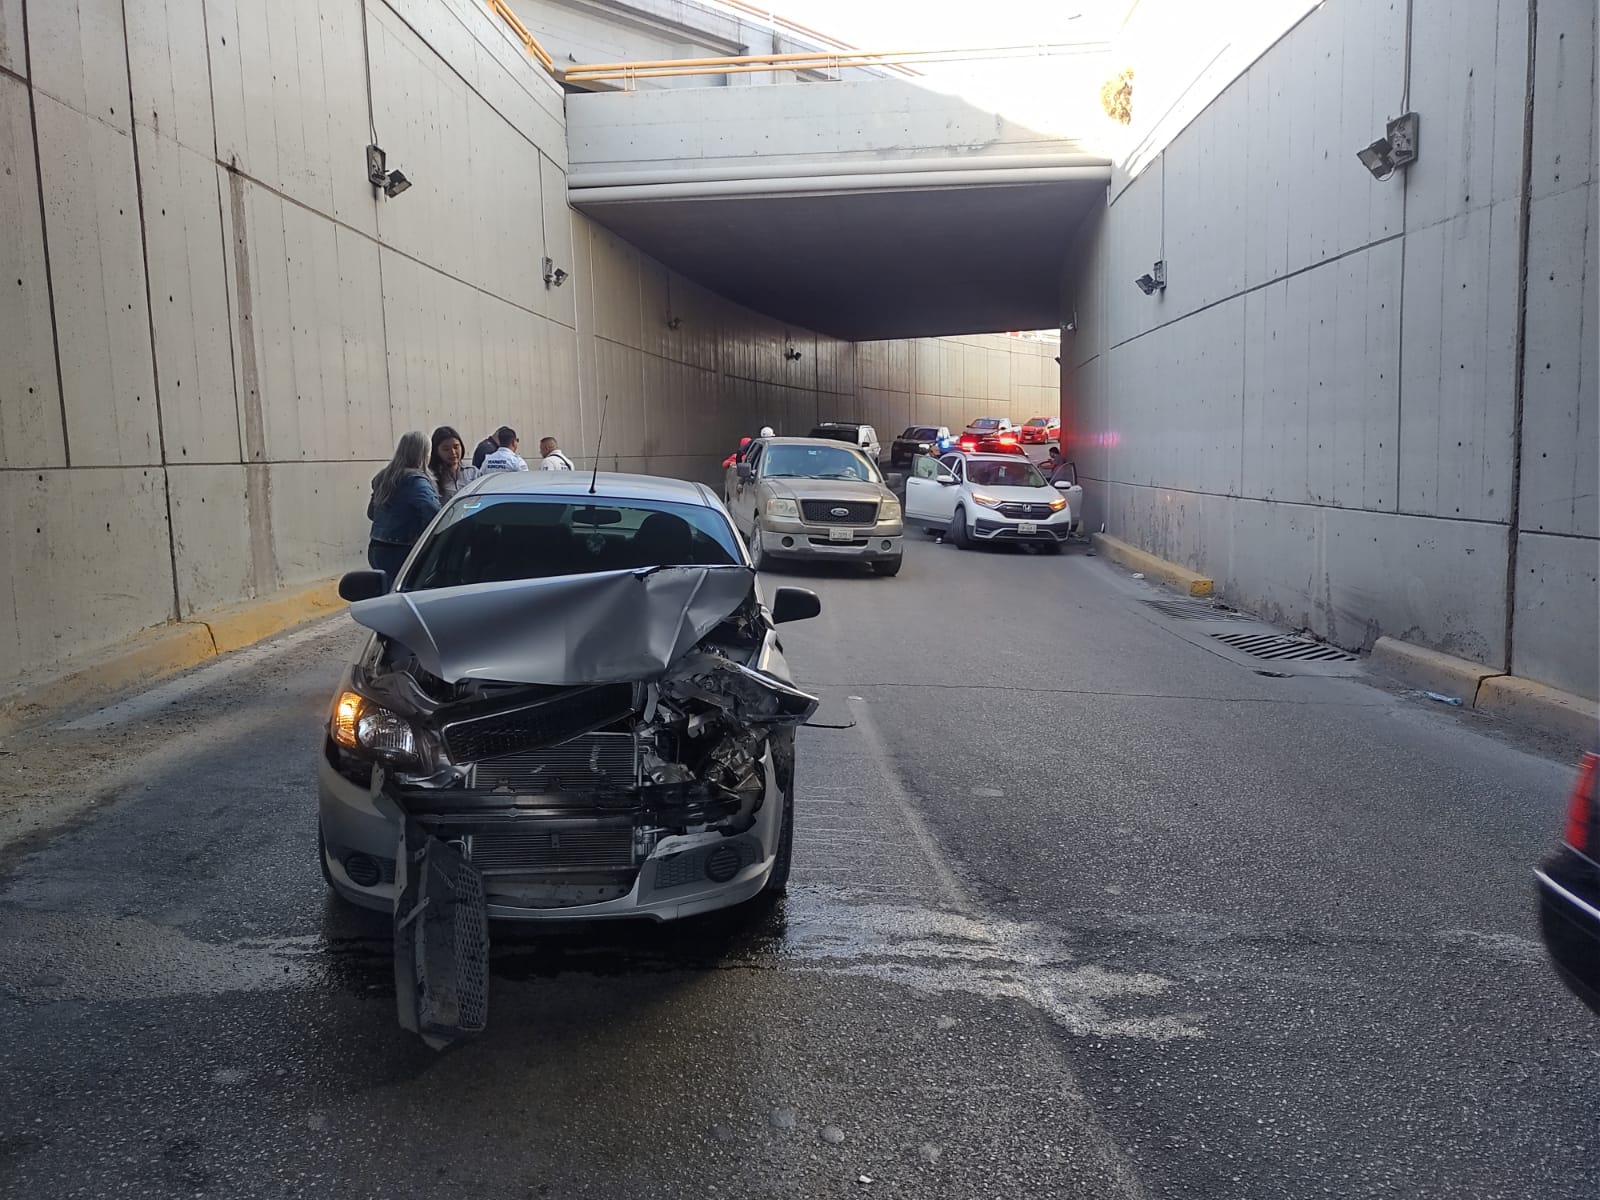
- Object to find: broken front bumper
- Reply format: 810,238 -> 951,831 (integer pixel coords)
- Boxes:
318,749 -> 784,922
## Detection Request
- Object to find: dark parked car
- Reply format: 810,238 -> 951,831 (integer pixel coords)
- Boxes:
1536,748 -> 1600,1015
889,425 -> 951,467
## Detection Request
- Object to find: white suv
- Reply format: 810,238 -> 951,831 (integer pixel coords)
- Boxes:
904,452 -> 1082,553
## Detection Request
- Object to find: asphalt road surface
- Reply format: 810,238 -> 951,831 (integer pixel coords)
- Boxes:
1,535 -> 1594,1199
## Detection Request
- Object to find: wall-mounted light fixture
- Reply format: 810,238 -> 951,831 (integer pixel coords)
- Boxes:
666,315 -> 682,330
784,345 -> 803,361
542,256 -> 568,288
1357,112 -> 1420,180
366,144 -> 412,198
1134,260 -> 1166,296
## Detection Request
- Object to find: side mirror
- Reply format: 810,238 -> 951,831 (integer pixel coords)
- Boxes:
339,570 -> 388,602
771,586 -> 821,624
736,463 -> 753,482
937,475 -> 958,486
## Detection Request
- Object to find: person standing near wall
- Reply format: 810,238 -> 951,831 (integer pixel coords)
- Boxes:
471,430 -> 501,469
480,427 -> 529,472
539,437 -> 575,470
367,431 -> 441,583
428,426 -> 478,501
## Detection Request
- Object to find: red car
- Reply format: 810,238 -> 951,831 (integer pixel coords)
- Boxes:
1019,416 -> 1061,444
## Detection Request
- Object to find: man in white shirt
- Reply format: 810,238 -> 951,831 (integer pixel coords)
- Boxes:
480,426 -> 529,472
539,436 -> 575,471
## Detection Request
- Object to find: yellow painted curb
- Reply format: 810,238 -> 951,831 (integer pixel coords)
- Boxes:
1091,533 -> 1214,597
202,579 -> 346,654
0,576 -> 346,734
1370,637 -> 1504,704
1477,675 -> 1599,746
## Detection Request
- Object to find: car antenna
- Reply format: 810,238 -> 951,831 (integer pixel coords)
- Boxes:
589,393 -> 608,496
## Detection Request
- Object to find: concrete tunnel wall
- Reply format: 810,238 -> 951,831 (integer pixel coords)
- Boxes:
1062,0 -> 1598,699
0,0 -> 1055,697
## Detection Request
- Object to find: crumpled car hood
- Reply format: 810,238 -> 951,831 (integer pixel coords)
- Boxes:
348,565 -> 759,686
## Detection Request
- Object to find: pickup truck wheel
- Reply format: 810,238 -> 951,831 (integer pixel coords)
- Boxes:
871,557 -> 902,577
748,526 -> 766,570
948,507 -> 970,549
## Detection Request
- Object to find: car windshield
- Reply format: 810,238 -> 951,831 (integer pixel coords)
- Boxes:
764,444 -> 880,482
966,459 -> 1046,488
970,418 -> 1000,430
1025,418 -> 1048,427
400,495 -> 740,591
902,426 -> 937,439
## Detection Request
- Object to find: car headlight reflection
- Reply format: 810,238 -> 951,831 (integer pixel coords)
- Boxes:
356,706 -> 419,763
765,498 -> 799,519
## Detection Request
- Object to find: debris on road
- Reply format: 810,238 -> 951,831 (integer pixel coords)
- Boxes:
820,1125 -> 846,1145
1422,691 -> 1464,706
1131,572 -> 1145,579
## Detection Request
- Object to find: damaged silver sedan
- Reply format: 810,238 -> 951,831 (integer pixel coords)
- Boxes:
317,472 -> 821,1045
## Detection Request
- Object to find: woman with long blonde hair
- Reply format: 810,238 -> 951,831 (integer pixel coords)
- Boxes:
366,430 -> 440,584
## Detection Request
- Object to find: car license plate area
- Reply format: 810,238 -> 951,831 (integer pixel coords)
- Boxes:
828,527 -> 854,542
1018,521 -> 1038,535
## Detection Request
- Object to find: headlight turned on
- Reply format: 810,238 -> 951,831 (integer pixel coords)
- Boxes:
332,690 -> 362,748
970,492 -> 1004,510
1049,496 -> 1067,511
332,690 -> 418,765
766,497 -> 799,519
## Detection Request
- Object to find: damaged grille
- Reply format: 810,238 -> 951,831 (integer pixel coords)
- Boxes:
800,499 -> 878,524
469,828 -> 635,873
473,732 -> 639,791
442,684 -> 634,763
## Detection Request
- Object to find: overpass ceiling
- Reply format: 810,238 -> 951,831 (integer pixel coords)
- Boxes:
574,179 -> 1104,341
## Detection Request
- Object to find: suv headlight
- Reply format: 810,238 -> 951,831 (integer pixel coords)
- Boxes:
970,492 -> 1004,510
765,497 -> 799,519
1048,495 -> 1067,512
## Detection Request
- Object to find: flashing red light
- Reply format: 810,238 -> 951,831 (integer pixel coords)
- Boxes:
1563,752 -> 1598,854
998,435 -> 1018,445
958,436 -> 978,450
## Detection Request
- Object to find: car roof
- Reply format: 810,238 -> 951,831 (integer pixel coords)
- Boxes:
948,451 -> 1035,463
811,421 -> 867,430
463,470 -> 719,508
760,436 -> 875,451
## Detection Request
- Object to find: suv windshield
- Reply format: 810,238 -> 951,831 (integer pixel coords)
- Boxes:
906,426 -> 938,439
970,418 -> 1000,430
764,444 -> 880,482
401,495 -> 740,591
966,459 -> 1046,488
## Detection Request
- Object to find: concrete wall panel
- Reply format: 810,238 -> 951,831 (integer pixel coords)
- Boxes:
267,458 -> 374,585
126,0 -> 215,155
166,463 -> 251,614
0,0 -> 23,76
137,133 -> 239,463
0,466 -> 174,679
35,92 -> 159,467
26,0 -> 131,132
1512,530 -> 1600,699
0,76 -> 65,469
1520,183 -> 1599,538
1530,0 -> 1596,202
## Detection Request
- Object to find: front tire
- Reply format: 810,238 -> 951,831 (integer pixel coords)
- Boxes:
871,557 -> 902,577
748,525 -> 766,570
755,777 -> 795,903
948,506 -> 970,549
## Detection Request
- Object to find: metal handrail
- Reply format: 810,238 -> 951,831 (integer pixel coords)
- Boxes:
485,0 -> 554,73
565,43 -> 1109,85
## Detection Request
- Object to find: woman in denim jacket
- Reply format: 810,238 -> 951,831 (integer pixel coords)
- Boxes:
367,430 -> 440,583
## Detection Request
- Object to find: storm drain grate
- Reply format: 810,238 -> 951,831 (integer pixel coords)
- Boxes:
1143,599 -> 1254,622
1208,632 -> 1357,662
